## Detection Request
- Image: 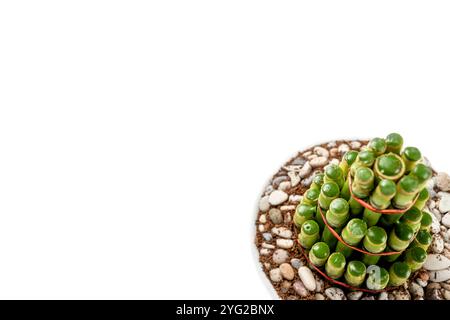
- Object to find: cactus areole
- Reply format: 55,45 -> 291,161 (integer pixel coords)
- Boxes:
295,133 -> 432,292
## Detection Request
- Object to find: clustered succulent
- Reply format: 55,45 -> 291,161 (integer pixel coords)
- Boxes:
294,133 -> 433,291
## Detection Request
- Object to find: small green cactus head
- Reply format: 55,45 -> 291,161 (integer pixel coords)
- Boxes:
368,137 -> 387,156
321,181 -> 340,198
375,153 -> 405,180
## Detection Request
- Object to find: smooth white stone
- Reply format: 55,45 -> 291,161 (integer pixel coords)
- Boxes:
310,156 -> 328,168
271,227 -> 292,238
439,193 -> 450,213
429,268 -> 450,282
298,266 -> 316,291
313,146 -> 329,158
424,254 -> 450,271
288,171 -> 301,187
259,196 -> 270,212
442,213 -> 450,228
276,239 -> 294,249
268,190 -> 288,206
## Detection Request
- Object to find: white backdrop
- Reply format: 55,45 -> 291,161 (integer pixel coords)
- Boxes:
0,1 -> 449,299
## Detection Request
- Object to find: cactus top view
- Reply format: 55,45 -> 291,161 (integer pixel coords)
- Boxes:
295,133 -> 431,291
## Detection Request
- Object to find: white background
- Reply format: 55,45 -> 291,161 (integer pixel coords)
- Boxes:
0,1 -> 449,299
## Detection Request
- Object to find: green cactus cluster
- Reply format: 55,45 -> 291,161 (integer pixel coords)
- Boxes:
295,133 -> 432,290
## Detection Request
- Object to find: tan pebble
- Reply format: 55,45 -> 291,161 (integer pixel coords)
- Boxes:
330,148 -> 339,158
280,263 -> 295,280
315,293 -> 325,300
259,214 -> 267,223
280,280 -> 292,293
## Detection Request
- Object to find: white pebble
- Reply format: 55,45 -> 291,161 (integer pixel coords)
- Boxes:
310,156 -> 328,168
329,158 -> 340,165
258,224 -> 265,232
432,208 -> 442,222
288,171 -> 301,187
315,278 -> 324,292
416,278 -> 428,287
431,213 -> 441,234
429,268 -> 450,282
269,268 -> 283,282
259,214 -> 267,223
429,200 -> 436,209
278,181 -> 291,191
394,290 -> 411,300
327,141 -> 337,148
443,229 -> 450,243
272,249 -> 289,264
350,141 -> 361,149
280,205 -> 296,211
439,193 -> 450,213
436,172 -> 450,192
276,239 -> 294,249
347,291 -> 363,300
432,235 -> 445,254
262,243 -> 275,249
338,144 -> 350,153
298,266 -> 316,291
427,178 -> 436,193
298,162 -> 312,178
293,280 -> 309,297
378,292 -> 388,300
260,248 -> 271,256
424,254 -> 450,271
325,287 -> 346,300
262,232 -> 272,241
289,195 -> 302,203
259,196 -> 270,212
269,190 -> 288,206
284,212 -> 292,224
442,213 -> 450,228
313,146 -> 330,158
408,282 -> 424,298
271,227 -> 293,238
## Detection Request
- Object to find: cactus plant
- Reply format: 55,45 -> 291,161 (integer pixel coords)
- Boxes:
296,133 -> 432,291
